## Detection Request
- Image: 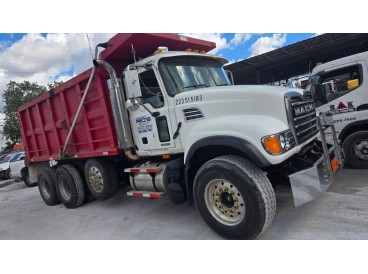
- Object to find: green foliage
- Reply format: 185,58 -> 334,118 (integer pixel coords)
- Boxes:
2,80 -> 63,143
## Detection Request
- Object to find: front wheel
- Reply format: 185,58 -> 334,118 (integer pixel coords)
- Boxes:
343,131 -> 368,169
5,169 -> 11,180
22,169 -> 37,187
194,155 -> 276,239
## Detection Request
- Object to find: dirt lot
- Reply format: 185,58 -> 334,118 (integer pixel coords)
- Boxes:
0,167 -> 367,240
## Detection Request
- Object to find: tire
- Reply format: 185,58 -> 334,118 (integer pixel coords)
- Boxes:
5,169 -> 11,180
37,167 -> 60,206
343,131 -> 368,169
22,169 -> 37,187
84,158 -> 118,201
72,162 -> 95,204
56,165 -> 85,209
193,155 -> 276,240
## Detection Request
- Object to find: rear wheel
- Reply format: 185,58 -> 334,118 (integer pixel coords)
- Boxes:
343,131 -> 368,169
56,165 -> 85,209
84,158 -> 118,200
37,167 -> 60,206
194,155 -> 276,239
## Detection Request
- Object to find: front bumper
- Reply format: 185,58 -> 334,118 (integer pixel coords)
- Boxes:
288,114 -> 344,207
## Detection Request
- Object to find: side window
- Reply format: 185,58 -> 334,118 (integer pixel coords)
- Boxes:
316,65 -> 362,104
139,69 -> 164,108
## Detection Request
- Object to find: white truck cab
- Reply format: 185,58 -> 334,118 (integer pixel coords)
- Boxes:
123,51 -> 318,164
304,51 -> 368,168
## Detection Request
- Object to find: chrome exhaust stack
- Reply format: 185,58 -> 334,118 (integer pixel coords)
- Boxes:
93,58 -> 134,150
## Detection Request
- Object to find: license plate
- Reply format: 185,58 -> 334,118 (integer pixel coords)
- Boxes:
331,157 -> 339,174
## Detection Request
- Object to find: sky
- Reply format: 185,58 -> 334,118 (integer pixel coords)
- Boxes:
0,32 -> 317,122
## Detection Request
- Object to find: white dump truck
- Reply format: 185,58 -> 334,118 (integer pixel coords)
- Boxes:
19,33 -> 342,239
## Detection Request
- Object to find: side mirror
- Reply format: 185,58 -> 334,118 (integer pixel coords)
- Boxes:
225,70 -> 234,85
123,69 -> 142,98
125,98 -> 139,111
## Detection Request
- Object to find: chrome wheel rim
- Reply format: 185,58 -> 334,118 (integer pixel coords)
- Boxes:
59,177 -> 71,200
88,166 -> 103,193
204,179 -> 245,226
353,139 -> 368,161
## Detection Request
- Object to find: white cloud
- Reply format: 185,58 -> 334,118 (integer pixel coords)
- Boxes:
0,33 -> 114,111
230,33 -> 252,47
250,33 -> 287,57
180,33 -> 229,54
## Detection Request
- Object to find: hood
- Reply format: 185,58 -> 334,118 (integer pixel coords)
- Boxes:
175,85 -> 302,127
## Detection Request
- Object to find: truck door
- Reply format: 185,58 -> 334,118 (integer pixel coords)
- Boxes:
126,67 -> 176,153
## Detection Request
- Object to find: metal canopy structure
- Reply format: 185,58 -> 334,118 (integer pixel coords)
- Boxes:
225,33 -> 368,85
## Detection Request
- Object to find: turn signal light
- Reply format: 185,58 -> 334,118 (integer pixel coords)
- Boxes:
262,135 -> 282,155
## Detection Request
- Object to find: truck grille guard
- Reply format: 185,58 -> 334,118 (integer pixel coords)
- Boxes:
285,92 -> 344,207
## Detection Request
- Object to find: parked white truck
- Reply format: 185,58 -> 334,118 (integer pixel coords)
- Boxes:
304,51 -> 368,169
20,34 -> 343,239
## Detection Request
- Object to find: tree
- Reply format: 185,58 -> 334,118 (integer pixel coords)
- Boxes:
2,80 -> 63,143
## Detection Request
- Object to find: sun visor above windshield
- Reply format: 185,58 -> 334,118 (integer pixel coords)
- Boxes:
99,33 -> 216,65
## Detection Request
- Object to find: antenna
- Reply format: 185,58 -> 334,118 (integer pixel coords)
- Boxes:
86,34 -> 94,62
131,43 -> 137,63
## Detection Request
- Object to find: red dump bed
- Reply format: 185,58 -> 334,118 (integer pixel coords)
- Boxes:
18,68 -> 119,162
18,33 -> 216,163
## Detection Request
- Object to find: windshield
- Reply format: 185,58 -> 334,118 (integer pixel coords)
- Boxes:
10,153 -> 23,162
4,155 -> 12,162
159,56 -> 231,96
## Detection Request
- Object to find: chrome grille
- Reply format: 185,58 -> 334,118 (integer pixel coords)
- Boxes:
183,108 -> 204,121
286,94 -> 319,145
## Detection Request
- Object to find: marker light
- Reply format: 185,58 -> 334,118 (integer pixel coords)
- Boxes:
262,135 -> 282,155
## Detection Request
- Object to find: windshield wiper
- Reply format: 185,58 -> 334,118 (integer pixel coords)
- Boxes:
183,84 -> 209,89
216,83 -> 230,86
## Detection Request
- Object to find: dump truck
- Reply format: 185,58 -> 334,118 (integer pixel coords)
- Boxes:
304,51 -> 368,169
18,33 -> 343,239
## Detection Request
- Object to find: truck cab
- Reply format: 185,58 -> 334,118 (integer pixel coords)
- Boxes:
304,51 -> 368,168
122,51 -> 230,156
123,50 -> 319,165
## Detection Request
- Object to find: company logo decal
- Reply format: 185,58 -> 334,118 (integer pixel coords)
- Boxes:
329,101 -> 355,114
294,103 -> 314,116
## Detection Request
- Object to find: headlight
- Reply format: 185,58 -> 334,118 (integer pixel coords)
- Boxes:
262,130 -> 296,155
